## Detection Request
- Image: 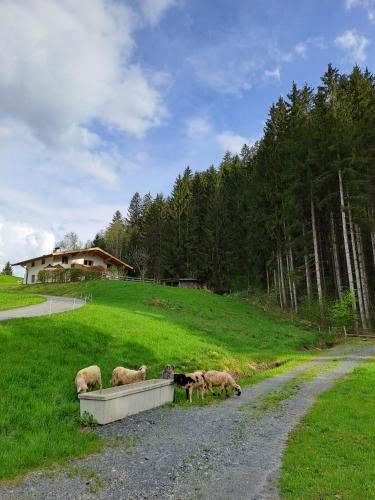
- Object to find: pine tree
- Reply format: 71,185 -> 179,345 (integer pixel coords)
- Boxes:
105,211 -> 126,259
2,261 -> 12,276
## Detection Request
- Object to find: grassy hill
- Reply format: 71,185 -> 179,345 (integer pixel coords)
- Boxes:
0,280 -> 319,481
0,274 -> 22,286
0,275 -> 45,310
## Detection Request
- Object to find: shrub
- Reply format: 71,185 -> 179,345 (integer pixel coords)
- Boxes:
78,411 -> 98,428
328,291 -> 357,334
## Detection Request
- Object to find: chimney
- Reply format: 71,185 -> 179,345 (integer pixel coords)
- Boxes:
54,246 -> 61,253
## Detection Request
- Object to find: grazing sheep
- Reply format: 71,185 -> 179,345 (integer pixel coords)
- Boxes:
203,370 -> 242,397
75,365 -> 102,394
174,371 -> 207,403
161,364 -> 175,380
109,365 -> 147,386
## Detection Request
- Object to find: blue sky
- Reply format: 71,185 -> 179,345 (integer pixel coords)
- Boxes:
0,0 -> 374,271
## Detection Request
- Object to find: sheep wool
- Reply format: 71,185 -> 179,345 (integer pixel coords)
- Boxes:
110,365 -> 147,386
203,370 -> 242,396
75,365 -> 102,394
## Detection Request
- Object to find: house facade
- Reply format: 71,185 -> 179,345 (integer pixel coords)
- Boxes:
12,247 -> 133,284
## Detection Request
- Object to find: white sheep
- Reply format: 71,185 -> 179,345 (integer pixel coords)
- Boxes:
109,365 -> 147,386
203,370 -> 242,397
75,365 -> 102,394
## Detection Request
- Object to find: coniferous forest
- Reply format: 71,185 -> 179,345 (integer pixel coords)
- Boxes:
92,65 -> 375,330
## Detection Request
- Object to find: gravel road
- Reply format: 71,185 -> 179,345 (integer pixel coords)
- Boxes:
1,342 -> 374,500
0,295 -> 85,321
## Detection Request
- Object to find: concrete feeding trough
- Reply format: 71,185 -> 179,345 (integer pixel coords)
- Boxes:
78,379 -> 174,424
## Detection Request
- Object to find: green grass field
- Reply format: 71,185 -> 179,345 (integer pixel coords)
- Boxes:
0,275 -> 22,286
280,359 -> 375,499
0,280 -> 318,482
0,276 -> 45,310
0,291 -> 45,311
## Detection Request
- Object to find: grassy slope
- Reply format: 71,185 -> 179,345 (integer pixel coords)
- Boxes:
0,280 -> 318,482
0,292 -> 45,311
0,276 -> 45,310
281,359 -> 375,499
0,275 -> 22,286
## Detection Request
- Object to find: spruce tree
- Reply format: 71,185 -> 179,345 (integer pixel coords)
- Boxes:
2,261 -> 12,276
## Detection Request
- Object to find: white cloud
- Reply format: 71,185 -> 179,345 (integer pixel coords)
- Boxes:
335,29 -> 370,63
294,37 -> 326,58
187,31 -> 274,94
295,42 -> 307,56
346,0 -> 375,22
139,0 -> 176,26
185,114 -> 250,153
0,0 -> 167,147
185,117 -> 212,138
0,218 -> 55,276
217,131 -> 248,153
187,30 -> 327,94
264,67 -> 281,81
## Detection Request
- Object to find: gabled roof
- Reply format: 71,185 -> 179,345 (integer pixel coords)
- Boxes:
12,247 -> 133,270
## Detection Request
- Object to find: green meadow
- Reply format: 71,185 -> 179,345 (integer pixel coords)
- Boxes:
0,280 -> 318,482
0,276 -> 44,310
0,275 -> 22,286
281,359 -> 375,499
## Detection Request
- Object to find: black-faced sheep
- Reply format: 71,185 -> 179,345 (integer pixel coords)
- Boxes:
203,370 -> 242,397
174,371 -> 207,403
75,365 -> 102,394
161,364 -> 175,379
109,365 -> 147,386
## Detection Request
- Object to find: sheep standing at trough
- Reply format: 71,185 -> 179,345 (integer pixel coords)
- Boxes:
203,370 -> 242,397
110,365 -> 147,386
174,370 -> 207,403
161,364 -> 175,379
75,365 -> 102,394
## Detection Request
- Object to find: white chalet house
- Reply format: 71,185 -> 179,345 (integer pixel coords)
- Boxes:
12,247 -> 133,284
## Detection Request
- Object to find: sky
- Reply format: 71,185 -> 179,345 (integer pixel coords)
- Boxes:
1,0 -> 374,276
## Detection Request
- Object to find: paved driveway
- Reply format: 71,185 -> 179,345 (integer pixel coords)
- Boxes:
0,295 -> 86,321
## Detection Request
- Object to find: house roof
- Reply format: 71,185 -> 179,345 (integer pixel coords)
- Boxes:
11,247 -> 133,270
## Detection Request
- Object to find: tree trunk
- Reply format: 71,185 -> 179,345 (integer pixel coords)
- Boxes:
274,265 -> 282,309
302,223 -> 312,302
338,169 -> 357,321
266,268 -> 270,297
371,231 -> 375,268
356,224 -> 371,328
286,250 -> 294,310
278,249 -> 287,309
330,211 -> 342,299
348,203 -> 366,329
311,194 -> 323,303
289,248 -> 298,313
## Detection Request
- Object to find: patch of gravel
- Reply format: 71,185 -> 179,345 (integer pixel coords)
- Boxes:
1,342 -> 374,500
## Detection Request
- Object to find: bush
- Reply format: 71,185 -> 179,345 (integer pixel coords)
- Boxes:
37,267 -> 104,284
328,291 -> 357,334
78,411 -> 98,428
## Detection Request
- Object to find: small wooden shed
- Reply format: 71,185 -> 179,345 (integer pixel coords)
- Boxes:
160,278 -> 204,289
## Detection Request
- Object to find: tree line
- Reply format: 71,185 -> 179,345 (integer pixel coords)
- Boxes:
91,65 -> 375,330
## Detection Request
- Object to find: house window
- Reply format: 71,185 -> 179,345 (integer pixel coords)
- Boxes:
84,259 -> 93,266
62,256 -> 69,264
107,263 -> 111,269
31,261 -> 35,267
41,258 -> 45,264
31,275 -> 35,283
